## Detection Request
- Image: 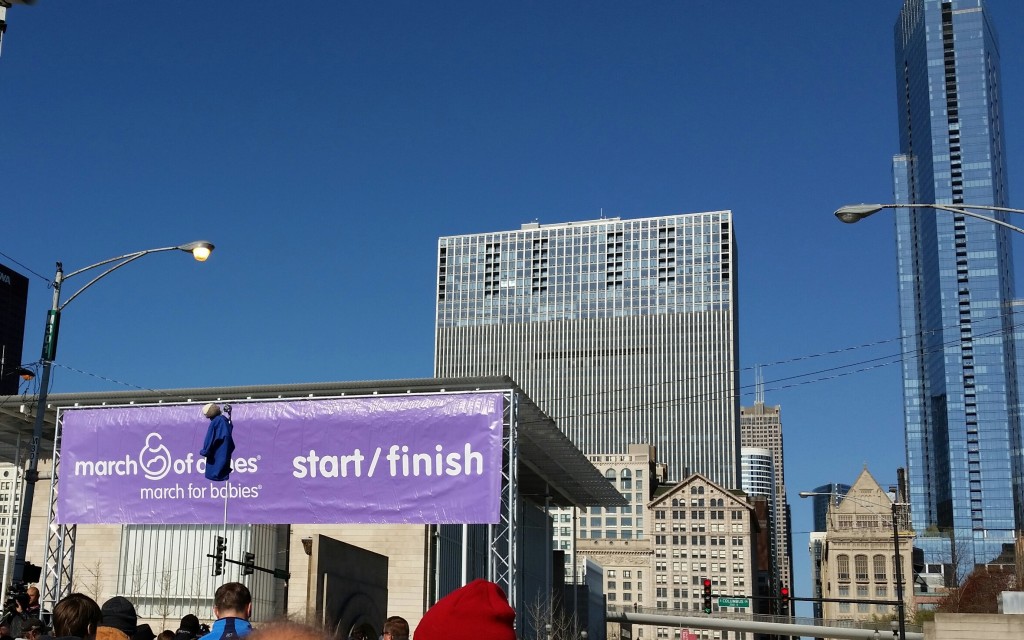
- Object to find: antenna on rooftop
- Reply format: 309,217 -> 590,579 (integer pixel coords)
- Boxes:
755,364 -> 765,405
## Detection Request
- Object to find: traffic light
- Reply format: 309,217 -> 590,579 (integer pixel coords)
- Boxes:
243,552 -> 255,576
702,578 -> 712,614
779,586 -> 790,613
213,535 -> 227,576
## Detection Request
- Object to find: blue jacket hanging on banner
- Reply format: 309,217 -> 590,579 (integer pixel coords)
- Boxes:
201,410 -> 235,481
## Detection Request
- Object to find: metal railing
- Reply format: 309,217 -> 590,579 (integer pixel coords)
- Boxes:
607,604 -> 924,634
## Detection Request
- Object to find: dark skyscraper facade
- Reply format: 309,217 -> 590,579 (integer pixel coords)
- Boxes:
0,263 -> 29,396
892,0 -> 1018,567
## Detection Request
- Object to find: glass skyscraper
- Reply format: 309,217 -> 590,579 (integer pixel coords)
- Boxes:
434,212 -> 740,486
892,0 -> 1018,567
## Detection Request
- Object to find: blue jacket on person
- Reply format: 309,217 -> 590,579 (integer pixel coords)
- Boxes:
201,617 -> 251,640
200,414 -> 235,481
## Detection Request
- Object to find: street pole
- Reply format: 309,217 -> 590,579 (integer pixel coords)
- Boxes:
13,263 -> 63,582
891,502 -> 906,640
12,242 -> 214,584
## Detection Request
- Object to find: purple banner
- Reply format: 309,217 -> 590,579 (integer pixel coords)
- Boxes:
57,393 -> 505,525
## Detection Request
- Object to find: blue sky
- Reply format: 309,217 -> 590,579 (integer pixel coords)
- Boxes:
3,0 -> 1024,620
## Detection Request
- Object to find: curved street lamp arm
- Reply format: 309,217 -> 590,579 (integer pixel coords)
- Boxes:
59,248 -> 170,311
60,245 -> 182,281
836,203 -> 1024,235
895,203 -> 1024,236
57,242 -> 212,312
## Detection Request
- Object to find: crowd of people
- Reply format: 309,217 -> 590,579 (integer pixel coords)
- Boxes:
0,578 -> 515,640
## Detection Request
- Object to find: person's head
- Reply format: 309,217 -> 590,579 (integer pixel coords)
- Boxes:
0,622 -> 10,637
157,632 -> 175,640
414,580 -> 515,640
382,616 -> 408,640
22,619 -> 46,640
100,596 -> 137,636
53,593 -> 103,640
213,583 -> 251,620
176,615 -> 200,638
25,588 -> 39,607
131,623 -> 155,640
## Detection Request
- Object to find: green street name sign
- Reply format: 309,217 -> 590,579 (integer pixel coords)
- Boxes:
717,597 -> 750,608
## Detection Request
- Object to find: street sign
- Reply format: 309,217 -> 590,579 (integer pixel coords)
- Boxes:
717,597 -> 750,608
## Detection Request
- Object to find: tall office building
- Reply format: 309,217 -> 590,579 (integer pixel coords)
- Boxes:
740,398 -> 793,593
740,448 -> 778,587
434,212 -> 740,486
892,0 -> 1019,567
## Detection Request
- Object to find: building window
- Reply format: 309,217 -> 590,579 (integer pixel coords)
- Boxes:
855,555 -> 869,582
873,554 -> 887,581
837,555 -> 850,581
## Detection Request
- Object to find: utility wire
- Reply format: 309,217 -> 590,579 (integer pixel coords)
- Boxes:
548,317 -> 1024,420
543,308 -> 1024,410
11,298 -> 1024,421
0,249 -> 51,284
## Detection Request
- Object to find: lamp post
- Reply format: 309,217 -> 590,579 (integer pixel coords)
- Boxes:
798,491 -> 907,640
14,240 -> 215,583
834,202 -> 1024,235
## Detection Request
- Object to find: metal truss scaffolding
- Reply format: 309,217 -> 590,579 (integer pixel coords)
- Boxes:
488,390 -> 518,610
42,408 -> 74,613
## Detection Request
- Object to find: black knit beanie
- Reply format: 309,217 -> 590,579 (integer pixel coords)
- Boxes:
101,596 -> 138,635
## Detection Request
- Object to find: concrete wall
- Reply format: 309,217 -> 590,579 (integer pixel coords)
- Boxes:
288,524 -> 429,630
307,535 -> 388,638
925,613 -> 1024,639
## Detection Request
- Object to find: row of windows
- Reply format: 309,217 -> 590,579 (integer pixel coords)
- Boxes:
654,548 -> 744,560
581,530 -> 644,540
654,523 -> 744,534
656,574 -> 747,587
653,535 -> 736,546
835,554 -> 893,582
586,503 -> 644,514
835,585 -> 892,614
834,514 -> 891,530
653,509 -> 744,520
442,215 -> 730,247
655,562 -> 745,573
582,516 -> 643,527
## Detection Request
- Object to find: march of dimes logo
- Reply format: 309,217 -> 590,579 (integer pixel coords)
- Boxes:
141,433 -> 172,480
74,432 -> 260,480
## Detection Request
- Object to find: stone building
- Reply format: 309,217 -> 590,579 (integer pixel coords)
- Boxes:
816,468 -> 913,626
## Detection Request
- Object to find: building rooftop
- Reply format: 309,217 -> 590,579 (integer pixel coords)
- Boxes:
0,375 -> 625,508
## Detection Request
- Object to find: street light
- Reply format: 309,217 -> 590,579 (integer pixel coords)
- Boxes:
798,491 -> 907,640
14,240 -> 215,583
834,203 -> 1024,235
